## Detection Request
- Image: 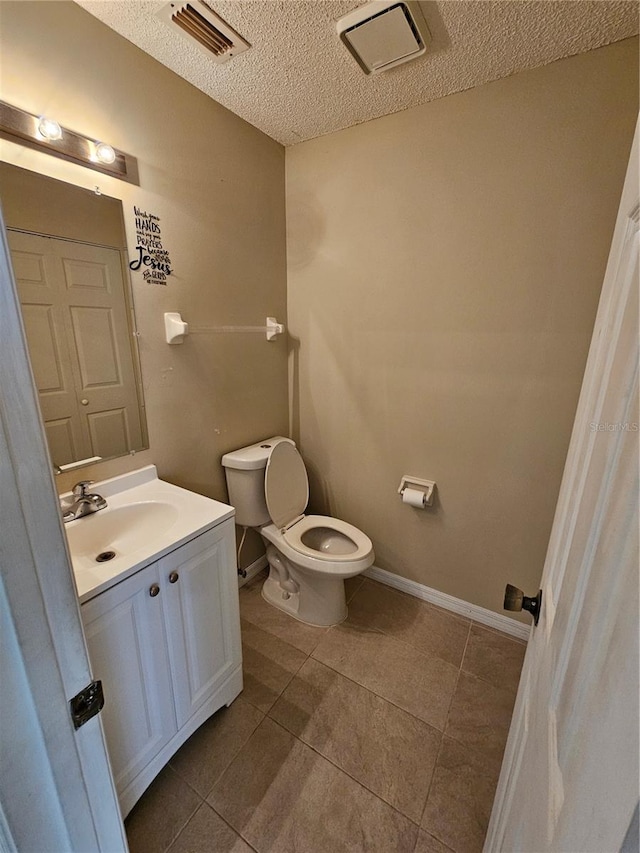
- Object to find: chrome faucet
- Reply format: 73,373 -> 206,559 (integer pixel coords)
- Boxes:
62,480 -> 108,523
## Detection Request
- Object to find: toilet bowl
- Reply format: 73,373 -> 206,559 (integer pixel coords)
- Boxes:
221,437 -> 374,627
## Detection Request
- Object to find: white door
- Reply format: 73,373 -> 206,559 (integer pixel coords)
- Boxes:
8,230 -> 144,465
162,524 -> 242,729
81,563 -> 177,796
485,123 -> 639,852
0,214 -> 127,849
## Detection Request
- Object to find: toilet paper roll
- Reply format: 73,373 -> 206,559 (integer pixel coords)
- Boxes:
402,487 -> 426,508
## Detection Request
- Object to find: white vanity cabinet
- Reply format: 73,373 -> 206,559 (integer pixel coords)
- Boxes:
80,518 -> 242,817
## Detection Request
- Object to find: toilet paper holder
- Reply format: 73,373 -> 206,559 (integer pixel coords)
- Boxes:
397,475 -> 436,507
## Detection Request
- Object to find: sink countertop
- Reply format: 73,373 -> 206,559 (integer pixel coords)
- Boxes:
62,465 -> 235,603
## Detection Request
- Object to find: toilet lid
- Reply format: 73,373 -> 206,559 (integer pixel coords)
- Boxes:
264,440 -> 309,530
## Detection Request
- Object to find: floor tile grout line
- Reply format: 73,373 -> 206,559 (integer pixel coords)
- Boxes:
468,618 -> 529,644
270,654 -> 445,740
438,728 -> 509,777
421,620 -> 472,837
267,719 -> 427,827
457,621 -> 473,673
458,663 -> 523,696
304,652 -> 453,731
262,652 -> 449,824
205,800 -> 261,853
418,727 -> 502,853
311,620 -> 463,672
441,621 -> 472,741
315,604 -> 472,671
310,625 -> 462,726
266,716 -> 424,830
416,728 -> 444,829
342,612 -> 472,668
240,694 -> 272,716
167,760 -> 209,801
165,799 -> 206,853
239,644 -> 312,716
239,610 -> 328,658
170,708 -> 267,803
161,769 -> 203,853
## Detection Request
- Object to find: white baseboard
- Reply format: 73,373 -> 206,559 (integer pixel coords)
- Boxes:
364,566 -> 530,642
238,555 -> 268,588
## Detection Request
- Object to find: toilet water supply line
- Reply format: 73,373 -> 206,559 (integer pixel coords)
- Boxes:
237,526 -> 248,578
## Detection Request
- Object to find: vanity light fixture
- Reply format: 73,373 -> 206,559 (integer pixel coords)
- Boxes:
0,101 -> 139,185
94,142 -> 117,165
37,115 -> 62,141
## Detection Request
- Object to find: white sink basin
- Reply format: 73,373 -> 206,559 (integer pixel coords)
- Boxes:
63,465 -> 235,603
66,501 -> 180,560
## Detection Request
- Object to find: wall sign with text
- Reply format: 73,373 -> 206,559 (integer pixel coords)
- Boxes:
129,206 -> 173,285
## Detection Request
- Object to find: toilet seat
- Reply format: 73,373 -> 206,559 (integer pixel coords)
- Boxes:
284,515 -> 372,562
261,521 -> 373,577
261,440 -> 374,578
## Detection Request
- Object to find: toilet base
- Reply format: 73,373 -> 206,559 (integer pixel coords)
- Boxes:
261,565 -> 349,628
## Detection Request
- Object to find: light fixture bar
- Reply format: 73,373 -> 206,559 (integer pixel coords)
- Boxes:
0,101 -> 139,185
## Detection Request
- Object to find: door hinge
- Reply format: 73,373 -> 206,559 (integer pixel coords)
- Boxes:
70,680 -> 104,729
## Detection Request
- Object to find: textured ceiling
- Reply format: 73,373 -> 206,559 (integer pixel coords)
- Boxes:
75,1 -> 638,145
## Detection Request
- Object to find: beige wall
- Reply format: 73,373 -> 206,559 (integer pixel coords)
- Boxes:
0,2 -> 288,567
1,3 -> 637,609
286,38 -> 638,617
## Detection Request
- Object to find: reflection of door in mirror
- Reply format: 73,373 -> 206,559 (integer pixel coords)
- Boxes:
0,161 -> 148,471
9,231 -> 144,465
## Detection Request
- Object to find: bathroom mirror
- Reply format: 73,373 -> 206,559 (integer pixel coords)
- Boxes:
0,162 -> 148,470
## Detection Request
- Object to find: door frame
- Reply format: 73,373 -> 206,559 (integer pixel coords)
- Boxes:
0,209 -> 127,850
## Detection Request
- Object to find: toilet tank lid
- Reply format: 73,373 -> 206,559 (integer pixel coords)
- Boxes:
221,436 -> 294,470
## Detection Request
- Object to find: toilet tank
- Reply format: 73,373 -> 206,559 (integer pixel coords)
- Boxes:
221,437 -> 294,528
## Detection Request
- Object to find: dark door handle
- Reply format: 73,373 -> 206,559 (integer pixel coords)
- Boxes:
504,584 -> 542,625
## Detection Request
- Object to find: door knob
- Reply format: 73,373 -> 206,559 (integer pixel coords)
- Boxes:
504,584 -> 542,625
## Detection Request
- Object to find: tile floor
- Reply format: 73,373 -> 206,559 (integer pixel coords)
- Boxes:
125,573 -> 526,853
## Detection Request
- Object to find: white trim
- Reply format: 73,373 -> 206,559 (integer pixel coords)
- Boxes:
364,566 -> 531,642
238,554 -> 268,588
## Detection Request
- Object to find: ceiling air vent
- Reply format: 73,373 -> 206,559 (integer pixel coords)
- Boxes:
336,0 -> 430,75
157,1 -> 250,63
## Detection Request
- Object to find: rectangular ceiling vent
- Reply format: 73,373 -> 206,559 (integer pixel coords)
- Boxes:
336,1 -> 430,75
157,1 -> 250,63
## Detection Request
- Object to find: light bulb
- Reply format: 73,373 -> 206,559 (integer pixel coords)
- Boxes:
37,116 -> 62,141
95,142 -> 116,164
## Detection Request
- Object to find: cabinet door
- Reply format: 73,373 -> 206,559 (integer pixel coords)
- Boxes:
161,522 -> 242,729
81,563 -> 176,794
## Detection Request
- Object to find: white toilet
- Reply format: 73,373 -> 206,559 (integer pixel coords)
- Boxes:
222,436 -> 374,627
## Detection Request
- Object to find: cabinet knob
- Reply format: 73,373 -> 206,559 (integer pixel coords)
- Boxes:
169,571 -> 179,584
81,398 -> 89,406
149,584 -> 160,597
